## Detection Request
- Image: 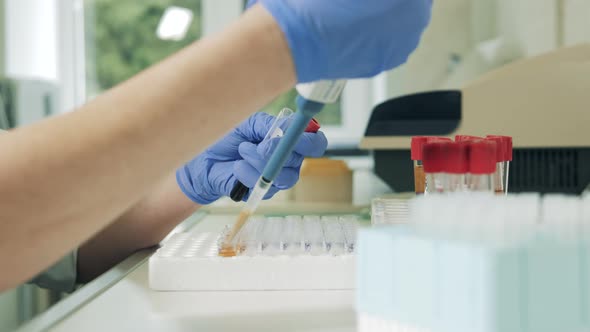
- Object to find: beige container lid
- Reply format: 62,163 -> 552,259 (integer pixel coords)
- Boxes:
300,158 -> 351,176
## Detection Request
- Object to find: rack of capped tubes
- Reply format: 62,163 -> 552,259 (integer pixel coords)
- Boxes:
149,215 -> 361,291
357,193 -> 590,332
411,135 -> 512,194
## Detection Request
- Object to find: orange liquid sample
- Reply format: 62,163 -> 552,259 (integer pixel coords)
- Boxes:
218,211 -> 251,257
414,165 -> 425,194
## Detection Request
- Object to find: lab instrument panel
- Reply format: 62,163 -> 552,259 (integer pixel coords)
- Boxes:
361,44 -> 590,194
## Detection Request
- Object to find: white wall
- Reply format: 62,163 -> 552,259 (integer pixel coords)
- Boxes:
563,0 -> 590,46
202,0 -> 243,36
5,0 -> 58,81
380,0 -> 589,99
496,0 -> 559,57
385,0 -> 473,97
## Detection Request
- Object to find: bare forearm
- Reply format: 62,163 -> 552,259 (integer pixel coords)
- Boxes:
0,5 -> 294,290
77,174 -> 198,282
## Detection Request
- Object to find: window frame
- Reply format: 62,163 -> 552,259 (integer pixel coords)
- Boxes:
62,0 -> 376,148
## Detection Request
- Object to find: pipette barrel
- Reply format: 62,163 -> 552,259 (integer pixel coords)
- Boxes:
261,96 -> 324,182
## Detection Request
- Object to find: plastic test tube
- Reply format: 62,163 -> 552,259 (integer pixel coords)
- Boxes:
485,136 -> 506,194
411,137 -> 429,194
422,141 -> 449,194
467,140 -> 497,192
454,135 -> 484,190
411,137 -> 452,194
486,135 -> 512,194
443,142 -> 468,192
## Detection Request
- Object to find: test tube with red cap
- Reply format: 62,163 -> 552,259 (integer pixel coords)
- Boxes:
485,136 -> 506,194
411,137 -> 451,194
486,135 -> 512,194
443,142 -> 468,192
467,140 -> 497,192
422,141 -> 449,194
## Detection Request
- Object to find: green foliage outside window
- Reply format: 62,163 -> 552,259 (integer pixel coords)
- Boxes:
86,0 -> 341,125
85,0 -> 202,95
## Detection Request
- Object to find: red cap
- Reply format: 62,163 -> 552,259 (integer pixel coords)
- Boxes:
422,142 -> 449,173
305,118 -> 321,133
468,141 -> 497,174
455,135 -> 483,142
444,142 -> 468,174
411,136 -> 430,160
427,137 -> 452,142
486,135 -> 512,161
485,137 -> 505,163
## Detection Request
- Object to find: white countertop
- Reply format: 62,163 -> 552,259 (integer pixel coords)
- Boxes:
20,213 -> 360,332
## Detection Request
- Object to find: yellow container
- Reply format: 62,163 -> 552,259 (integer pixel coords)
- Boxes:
294,158 -> 353,203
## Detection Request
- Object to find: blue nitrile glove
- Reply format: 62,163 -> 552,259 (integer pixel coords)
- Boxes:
246,0 -> 432,83
177,112 -> 328,204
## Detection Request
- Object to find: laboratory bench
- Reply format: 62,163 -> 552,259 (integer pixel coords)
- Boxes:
17,206 -> 367,332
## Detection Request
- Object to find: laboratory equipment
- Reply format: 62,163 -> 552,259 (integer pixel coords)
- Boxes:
362,90 -> 462,194
411,137 -> 452,194
370,194 -> 413,225
361,44 -> 590,194
223,81 -> 345,256
229,108 -> 320,202
149,214 -> 361,291
357,193 -> 590,332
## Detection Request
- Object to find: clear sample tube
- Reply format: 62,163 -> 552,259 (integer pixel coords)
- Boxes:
321,216 -> 346,255
486,135 -> 512,194
302,215 -> 326,255
443,142 -> 468,192
260,217 -> 284,255
485,136 -> 506,195
504,137 -> 512,193
339,215 -> 359,253
423,141 -> 449,194
467,140 -> 497,192
284,215 -> 305,254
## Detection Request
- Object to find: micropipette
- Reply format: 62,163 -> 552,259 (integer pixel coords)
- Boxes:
220,80 -> 346,257
229,111 -> 321,202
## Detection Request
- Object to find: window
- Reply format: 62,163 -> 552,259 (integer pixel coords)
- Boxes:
78,0 -> 373,148
84,0 -> 202,97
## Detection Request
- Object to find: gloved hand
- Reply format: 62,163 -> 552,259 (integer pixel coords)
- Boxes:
177,112 -> 328,204
247,0 -> 432,83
